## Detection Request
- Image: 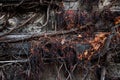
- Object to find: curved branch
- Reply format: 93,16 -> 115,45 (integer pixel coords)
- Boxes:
0,13 -> 36,38
39,0 -> 53,29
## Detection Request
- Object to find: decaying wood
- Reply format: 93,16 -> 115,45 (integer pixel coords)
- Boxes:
0,0 -> 120,80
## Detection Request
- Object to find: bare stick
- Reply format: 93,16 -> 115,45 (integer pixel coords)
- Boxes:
66,63 -> 78,80
101,67 -> 106,80
82,67 -> 89,80
56,64 -> 64,80
0,59 -> 29,63
0,63 -> 13,68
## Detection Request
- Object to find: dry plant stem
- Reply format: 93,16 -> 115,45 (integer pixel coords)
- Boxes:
63,62 -> 72,80
0,59 -> 29,63
37,0 -> 53,29
42,57 -> 65,60
100,67 -> 106,80
39,2 -> 51,28
82,67 -> 89,80
66,63 -> 78,80
0,70 -> 5,80
27,58 -> 31,78
58,56 -> 72,80
56,64 -> 64,80
0,13 -> 37,38
0,63 -> 13,68
17,0 -> 24,6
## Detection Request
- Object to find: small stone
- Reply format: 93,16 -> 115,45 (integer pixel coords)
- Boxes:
75,44 -> 91,55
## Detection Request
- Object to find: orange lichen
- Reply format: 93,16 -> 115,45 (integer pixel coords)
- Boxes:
89,32 -> 108,51
114,16 -> 120,25
77,32 -> 109,60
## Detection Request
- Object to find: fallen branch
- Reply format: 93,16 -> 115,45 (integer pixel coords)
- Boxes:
0,28 -> 79,42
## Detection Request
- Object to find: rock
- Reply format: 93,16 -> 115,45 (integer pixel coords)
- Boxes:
8,17 -> 19,29
75,43 -> 91,55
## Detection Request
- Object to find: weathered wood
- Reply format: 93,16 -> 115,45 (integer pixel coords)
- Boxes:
0,28 -> 79,42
